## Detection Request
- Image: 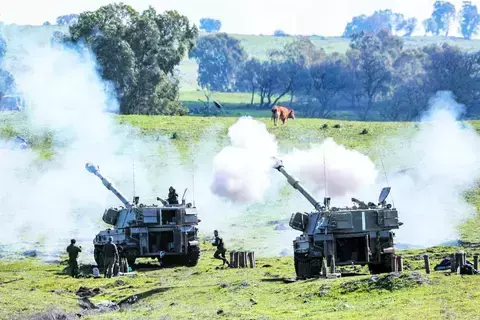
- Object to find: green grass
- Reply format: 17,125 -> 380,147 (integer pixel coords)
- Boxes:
3,113 -> 480,247
2,244 -> 480,319
3,24 -> 480,318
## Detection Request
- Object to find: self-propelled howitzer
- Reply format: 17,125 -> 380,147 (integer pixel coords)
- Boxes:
272,158 -> 403,278
85,163 -> 200,268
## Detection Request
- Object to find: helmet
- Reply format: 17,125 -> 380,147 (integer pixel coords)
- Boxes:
108,236 -> 113,242
71,239 -> 76,244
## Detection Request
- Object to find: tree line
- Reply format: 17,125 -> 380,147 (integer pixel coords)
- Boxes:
190,30 -> 480,120
345,1 -> 480,40
5,1 -> 480,118
0,32 -> 15,99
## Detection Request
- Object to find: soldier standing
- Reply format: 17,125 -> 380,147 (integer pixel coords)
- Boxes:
66,239 -> 82,278
212,230 -> 230,267
103,236 -> 119,278
168,186 -> 179,205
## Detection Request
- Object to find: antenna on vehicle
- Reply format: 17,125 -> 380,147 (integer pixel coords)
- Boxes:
132,141 -> 136,201
192,157 -> 196,208
378,150 -> 395,208
322,126 -> 329,208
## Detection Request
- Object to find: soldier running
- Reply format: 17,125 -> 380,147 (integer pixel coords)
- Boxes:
212,230 -> 230,267
103,236 -> 119,278
66,239 -> 82,278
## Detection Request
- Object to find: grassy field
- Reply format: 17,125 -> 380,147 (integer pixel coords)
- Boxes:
3,24 -> 480,319
2,113 -> 480,319
2,243 -> 480,320
2,112 -> 480,244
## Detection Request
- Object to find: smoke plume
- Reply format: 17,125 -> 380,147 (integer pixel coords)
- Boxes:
380,91 -> 480,246
283,138 -> 378,197
0,43 -> 159,261
210,116 -> 278,202
210,117 -> 378,202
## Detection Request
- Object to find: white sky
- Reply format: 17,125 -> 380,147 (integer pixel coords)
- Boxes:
0,0 -> 472,36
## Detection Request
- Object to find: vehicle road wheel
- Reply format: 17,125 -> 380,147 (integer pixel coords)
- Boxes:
368,253 -> 393,274
94,248 -> 104,269
294,257 -> 320,279
185,247 -> 200,267
125,250 -> 137,268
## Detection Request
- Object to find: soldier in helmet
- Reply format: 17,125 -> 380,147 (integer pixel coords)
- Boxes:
212,230 -> 230,267
66,239 -> 82,278
103,236 -> 119,278
168,186 -> 179,205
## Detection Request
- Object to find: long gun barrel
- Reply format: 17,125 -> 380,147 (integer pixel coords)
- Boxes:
85,162 -> 133,209
272,158 -> 323,212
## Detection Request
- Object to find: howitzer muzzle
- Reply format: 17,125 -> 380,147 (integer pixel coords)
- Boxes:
85,162 -> 133,209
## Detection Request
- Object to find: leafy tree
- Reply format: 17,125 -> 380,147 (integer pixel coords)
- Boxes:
199,18 -> 221,32
308,56 -> 349,117
423,43 -> 480,115
431,1 -> 456,36
66,4 -> 197,115
256,60 -> 294,107
0,34 -> 15,98
43,21 -> 51,26
396,17 -> 418,36
56,14 -> 79,26
0,69 -> 15,99
343,10 -> 416,37
348,30 -> 401,119
388,49 -> 430,120
268,37 -> 325,105
0,34 -> 6,61
235,58 -> 262,105
423,17 -> 439,35
459,1 -> 480,39
273,29 -> 289,37
189,33 -> 247,91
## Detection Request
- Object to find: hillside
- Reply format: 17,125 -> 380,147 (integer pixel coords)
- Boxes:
3,24 -> 480,97
2,111 -> 480,318
1,113 -> 480,248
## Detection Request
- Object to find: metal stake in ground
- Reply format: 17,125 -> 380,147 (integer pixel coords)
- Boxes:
423,254 -> 431,274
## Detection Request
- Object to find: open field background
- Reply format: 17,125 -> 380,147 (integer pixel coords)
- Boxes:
2,243 -> 480,320
5,24 -> 480,115
2,24 -> 480,319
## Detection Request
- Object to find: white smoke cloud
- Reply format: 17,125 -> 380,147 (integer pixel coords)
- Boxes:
283,138 -> 378,198
210,116 -> 278,202
211,116 -> 378,202
380,91 -> 480,246
209,91 -> 480,249
0,43 -> 161,261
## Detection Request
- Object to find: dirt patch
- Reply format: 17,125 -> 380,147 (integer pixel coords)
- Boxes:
76,286 -> 101,298
340,272 -> 429,294
16,309 -> 77,320
117,287 -> 170,307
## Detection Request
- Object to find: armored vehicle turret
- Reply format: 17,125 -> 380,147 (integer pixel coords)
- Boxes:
272,158 -> 403,278
86,163 -> 200,268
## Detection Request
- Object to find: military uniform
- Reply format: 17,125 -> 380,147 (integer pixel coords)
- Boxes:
212,233 -> 230,266
168,187 -> 179,205
103,241 -> 119,278
66,242 -> 82,278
